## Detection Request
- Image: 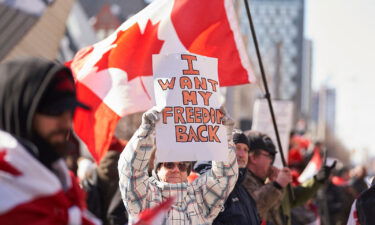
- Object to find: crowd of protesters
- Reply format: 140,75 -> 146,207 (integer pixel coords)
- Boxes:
1,57 -> 374,225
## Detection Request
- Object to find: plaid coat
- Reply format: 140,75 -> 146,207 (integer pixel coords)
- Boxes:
118,124 -> 238,225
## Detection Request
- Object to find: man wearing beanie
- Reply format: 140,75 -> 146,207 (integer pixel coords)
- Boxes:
209,130 -> 261,225
0,57 -> 97,224
243,131 -> 330,225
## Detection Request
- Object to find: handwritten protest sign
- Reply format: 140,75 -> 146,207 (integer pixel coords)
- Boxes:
252,99 -> 294,168
153,53 -> 228,162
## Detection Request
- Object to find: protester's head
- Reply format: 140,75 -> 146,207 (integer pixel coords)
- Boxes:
245,131 -> 277,180
149,129 -> 192,184
0,57 -> 89,161
156,161 -> 192,184
34,66 -> 90,148
233,131 -> 250,168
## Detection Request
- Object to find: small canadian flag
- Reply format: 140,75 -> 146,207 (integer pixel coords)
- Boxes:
298,146 -> 323,183
134,197 -> 175,225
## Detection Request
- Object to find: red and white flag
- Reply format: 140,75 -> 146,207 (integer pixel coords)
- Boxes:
0,130 -> 100,225
69,0 -> 255,162
298,146 -> 323,183
134,197 -> 175,225
347,200 -> 360,225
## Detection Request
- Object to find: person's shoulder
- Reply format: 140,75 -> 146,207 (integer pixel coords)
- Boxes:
244,169 -> 259,183
242,170 -> 265,189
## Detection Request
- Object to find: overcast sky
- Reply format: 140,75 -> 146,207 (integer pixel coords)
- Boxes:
305,0 -> 375,160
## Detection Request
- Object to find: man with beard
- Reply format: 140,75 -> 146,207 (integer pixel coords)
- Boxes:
0,57 -> 98,224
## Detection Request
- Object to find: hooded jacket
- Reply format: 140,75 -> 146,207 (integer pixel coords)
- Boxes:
0,57 -> 69,139
0,58 -> 98,225
213,168 -> 260,225
0,57 -> 73,166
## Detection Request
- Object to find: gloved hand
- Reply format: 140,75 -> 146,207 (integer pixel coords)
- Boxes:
315,160 -> 336,182
220,106 -> 234,136
141,107 -> 161,129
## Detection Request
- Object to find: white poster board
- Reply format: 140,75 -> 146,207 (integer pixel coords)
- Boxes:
252,99 -> 294,168
153,53 -> 228,162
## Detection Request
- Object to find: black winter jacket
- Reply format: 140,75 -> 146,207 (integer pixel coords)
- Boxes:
214,168 -> 261,225
194,162 -> 261,225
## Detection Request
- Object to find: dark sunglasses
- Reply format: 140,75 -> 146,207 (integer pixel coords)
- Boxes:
162,162 -> 190,172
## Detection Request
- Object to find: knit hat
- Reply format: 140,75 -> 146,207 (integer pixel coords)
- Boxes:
37,69 -> 89,115
233,132 -> 250,149
246,131 -> 277,156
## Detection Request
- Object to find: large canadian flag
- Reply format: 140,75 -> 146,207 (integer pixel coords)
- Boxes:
69,0 -> 255,162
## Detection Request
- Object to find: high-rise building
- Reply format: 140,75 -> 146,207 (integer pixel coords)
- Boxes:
311,86 -> 336,139
59,1 -> 98,61
325,88 -> 336,133
237,0 -> 306,123
301,39 -> 313,120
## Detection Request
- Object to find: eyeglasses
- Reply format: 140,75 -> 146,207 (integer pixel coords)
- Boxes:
162,162 -> 190,172
259,152 -> 275,161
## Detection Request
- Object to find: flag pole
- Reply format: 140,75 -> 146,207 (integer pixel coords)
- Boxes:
243,0 -> 295,201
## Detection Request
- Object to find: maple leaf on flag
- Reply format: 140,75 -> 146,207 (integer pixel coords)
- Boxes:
95,20 -> 165,81
0,150 -> 21,176
66,46 -> 94,75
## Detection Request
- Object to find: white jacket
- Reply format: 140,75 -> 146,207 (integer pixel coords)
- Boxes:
118,125 -> 238,225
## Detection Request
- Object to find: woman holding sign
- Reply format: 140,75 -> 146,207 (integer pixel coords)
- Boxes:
118,107 -> 238,224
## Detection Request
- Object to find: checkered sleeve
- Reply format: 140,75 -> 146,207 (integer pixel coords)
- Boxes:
194,132 -> 239,220
118,124 -> 154,216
